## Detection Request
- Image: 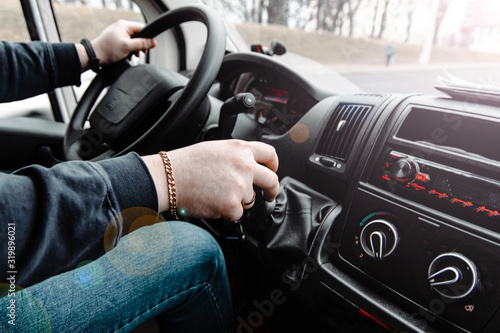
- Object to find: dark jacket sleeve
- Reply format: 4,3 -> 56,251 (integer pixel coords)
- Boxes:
0,41 -> 82,102
0,152 -> 158,288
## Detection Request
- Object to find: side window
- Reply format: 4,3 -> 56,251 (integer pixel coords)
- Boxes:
0,0 -> 53,120
1,1 -> 30,42
51,0 -> 146,99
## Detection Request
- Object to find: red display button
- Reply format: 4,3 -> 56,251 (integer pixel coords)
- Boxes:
390,154 -> 401,160
411,183 -> 426,191
428,190 -> 448,199
450,198 -> 473,207
476,206 -> 499,217
415,173 -> 430,183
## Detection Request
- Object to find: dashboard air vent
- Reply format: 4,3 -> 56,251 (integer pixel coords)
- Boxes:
316,104 -> 372,161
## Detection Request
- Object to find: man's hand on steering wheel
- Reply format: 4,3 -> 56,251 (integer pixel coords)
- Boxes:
64,5 -> 226,161
75,20 -> 157,73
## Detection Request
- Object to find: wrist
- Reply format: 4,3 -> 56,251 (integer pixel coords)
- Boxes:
157,151 -> 179,220
141,154 -> 170,213
80,38 -> 101,73
75,43 -> 90,73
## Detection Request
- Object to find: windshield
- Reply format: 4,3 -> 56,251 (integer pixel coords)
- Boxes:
204,0 -> 500,96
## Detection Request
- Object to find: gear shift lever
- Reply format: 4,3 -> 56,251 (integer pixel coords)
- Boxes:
218,93 -> 256,139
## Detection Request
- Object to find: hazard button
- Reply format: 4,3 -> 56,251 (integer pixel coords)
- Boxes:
415,173 -> 430,183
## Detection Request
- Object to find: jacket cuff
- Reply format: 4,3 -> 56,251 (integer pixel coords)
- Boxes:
52,42 -> 82,87
97,152 -> 158,213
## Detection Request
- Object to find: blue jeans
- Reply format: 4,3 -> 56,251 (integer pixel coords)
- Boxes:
0,222 -> 233,332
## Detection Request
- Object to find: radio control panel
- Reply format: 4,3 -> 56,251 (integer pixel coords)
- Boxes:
376,151 -> 500,232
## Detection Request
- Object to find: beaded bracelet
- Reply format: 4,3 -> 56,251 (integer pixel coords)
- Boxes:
158,151 -> 179,220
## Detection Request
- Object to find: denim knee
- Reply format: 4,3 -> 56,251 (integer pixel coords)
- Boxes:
167,221 -> 227,286
0,221 -> 232,333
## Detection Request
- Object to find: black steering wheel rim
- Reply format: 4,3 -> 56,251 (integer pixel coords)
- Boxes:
63,4 -> 226,161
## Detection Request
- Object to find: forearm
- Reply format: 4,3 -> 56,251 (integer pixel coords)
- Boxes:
0,153 -> 157,287
0,41 -> 81,102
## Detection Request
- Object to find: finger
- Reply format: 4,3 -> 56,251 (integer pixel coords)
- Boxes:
247,141 -> 279,172
242,190 -> 256,210
253,164 -> 279,202
127,38 -> 157,53
223,202 -> 244,222
124,21 -> 146,35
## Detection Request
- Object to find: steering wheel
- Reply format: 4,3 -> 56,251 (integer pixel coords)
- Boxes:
63,5 -> 226,161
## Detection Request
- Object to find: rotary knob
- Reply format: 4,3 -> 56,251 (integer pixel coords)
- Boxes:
391,158 -> 418,182
360,220 -> 399,260
428,252 -> 478,299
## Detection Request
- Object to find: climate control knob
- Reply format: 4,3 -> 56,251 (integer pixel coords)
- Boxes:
428,252 -> 478,299
360,220 -> 399,260
391,158 -> 418,182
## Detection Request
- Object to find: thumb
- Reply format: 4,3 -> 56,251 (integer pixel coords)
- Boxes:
128,38 -> 157,53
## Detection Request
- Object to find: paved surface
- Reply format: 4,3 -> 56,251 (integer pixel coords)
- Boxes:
329,63 -> 500,97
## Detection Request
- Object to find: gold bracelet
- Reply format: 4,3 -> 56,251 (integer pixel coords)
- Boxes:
158,151 -> 179,220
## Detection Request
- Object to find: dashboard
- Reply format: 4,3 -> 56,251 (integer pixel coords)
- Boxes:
225,72 -> 317,135
213,52 -> 500,333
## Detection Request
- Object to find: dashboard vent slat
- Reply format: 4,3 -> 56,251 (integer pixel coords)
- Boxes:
316,104 -> 372,161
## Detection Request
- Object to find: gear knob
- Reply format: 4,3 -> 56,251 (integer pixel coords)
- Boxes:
249,186 -> 276,219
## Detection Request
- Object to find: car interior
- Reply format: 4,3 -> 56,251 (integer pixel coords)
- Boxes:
2,0 -> 500,332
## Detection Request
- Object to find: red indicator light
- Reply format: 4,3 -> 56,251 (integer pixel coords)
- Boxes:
450,198 -> 473,207
429,190 -> 448,199
376,212 -> 391,216
385,162 -> 390,168
415,173 -> 430,182
358,309 -> 393,331
476,206 -> 499,217
382,174 -> 391,181
390,154 -> 400,159
411,183 -> 426,191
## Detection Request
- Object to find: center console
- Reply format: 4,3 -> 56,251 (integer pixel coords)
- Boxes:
264,92 -> 500,332
331,98 -> 500,332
